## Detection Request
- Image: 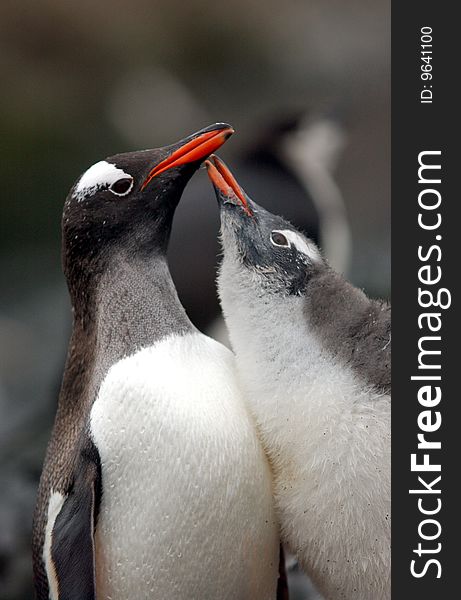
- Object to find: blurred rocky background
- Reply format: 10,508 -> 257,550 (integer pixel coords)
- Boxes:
0,1 -> 389,598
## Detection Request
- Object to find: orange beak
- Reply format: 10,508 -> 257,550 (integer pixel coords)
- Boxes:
141,125 -> 234,190
205,155 -> 253,216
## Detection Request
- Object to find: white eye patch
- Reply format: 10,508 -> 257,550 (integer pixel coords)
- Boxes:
73,160 -> 133,201
271,229 -> 320,262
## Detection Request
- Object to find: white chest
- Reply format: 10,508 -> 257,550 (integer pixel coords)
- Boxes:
219,289 -> 391,599
90,332 -> 278,600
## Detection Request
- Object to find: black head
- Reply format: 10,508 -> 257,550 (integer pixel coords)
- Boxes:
206,155 -> 325,296
62,124 -> 233,290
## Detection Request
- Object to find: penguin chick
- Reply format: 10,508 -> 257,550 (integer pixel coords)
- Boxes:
32,126 -> 280,600
206,155 -> 390,600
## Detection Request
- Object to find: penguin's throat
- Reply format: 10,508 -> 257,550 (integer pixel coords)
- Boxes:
73,253 -> 192,354
225,290 -> 310,368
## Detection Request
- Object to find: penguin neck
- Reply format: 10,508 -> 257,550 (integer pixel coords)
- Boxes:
73,248 -> 193,352
220,273 -> 311,382
61,248 -> 193,413
233,294 -> 313,374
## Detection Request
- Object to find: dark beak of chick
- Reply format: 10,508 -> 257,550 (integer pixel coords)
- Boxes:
205,155 -> 254,217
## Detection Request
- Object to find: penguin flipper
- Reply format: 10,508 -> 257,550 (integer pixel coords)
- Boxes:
49,441 -> 101,600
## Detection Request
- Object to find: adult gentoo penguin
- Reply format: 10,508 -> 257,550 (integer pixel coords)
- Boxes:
205,155 -> 391,600
32,125 -> 279,600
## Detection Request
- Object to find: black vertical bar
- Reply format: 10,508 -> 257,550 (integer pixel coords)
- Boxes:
392,2 -> 458,598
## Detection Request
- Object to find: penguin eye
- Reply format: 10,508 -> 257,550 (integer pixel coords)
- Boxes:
270,231 -> 290,248
109,177 -> 133,196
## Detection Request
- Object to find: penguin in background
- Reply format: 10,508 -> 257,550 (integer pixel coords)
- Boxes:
32,125 -> 280,600
206,155 -> 391,600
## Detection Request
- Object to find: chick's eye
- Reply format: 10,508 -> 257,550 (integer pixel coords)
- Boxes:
110,177 -> 133,196
270,231 -> 290,247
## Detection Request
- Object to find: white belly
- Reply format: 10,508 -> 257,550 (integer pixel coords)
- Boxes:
90,332 -> 279,600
